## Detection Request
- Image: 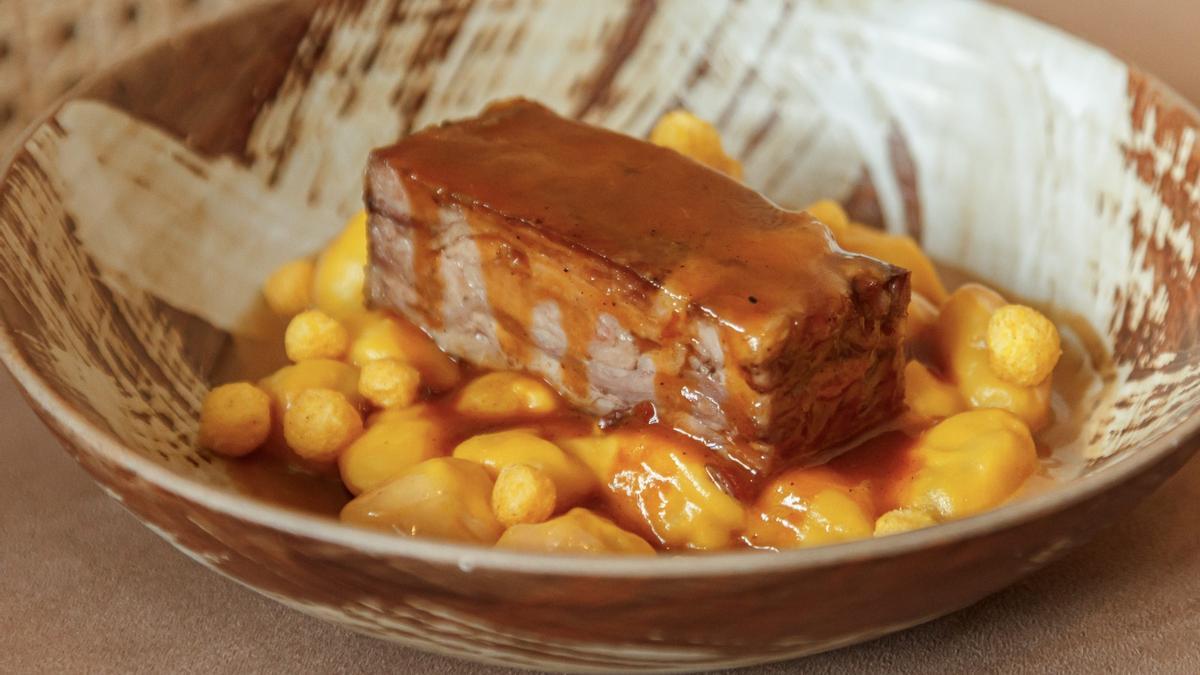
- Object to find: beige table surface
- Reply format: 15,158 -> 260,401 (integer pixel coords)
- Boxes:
4,3 -> 1200,673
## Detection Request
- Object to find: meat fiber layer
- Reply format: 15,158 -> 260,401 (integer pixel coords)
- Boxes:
365,99 -> 909,471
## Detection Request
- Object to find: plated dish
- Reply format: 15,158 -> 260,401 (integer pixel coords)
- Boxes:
199,100 -> 1108,554
2,0 -> 1198,669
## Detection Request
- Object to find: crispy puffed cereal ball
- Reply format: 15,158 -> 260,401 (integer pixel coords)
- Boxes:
805,199 -> 850,237
285,309 -> 349,362
453,429 -> 596,506
986,304 -> 1062,387
649,110 -> 743,179
283,388 -> 363,462
198,382 -> 272,457
258,359 -> 363,428
262,259 -> 315,316
491,463 -> 557,527
358,359 -> 421,409
874,508 -> 939,537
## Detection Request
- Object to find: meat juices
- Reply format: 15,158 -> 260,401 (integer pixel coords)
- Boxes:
365,99 -> 909,472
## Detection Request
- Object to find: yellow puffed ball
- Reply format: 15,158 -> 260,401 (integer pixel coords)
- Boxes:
358,358 -> 422,409
198,382 -> 272,457
491,463 -> 557,527
986,304 -> 1062,387
453,429 -> 596,507
338,412 -> 446,495
283,388 -> 363,462
899,409 -> 1036,520
262,259 -> 314,316
285,310 -> 349,362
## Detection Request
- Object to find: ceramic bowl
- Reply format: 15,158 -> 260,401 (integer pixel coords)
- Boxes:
2,0 -> 1199,671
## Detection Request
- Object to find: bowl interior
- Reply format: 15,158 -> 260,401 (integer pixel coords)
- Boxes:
2,0 -> 1199,531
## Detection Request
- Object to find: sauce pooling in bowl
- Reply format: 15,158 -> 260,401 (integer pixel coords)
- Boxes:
203,108 -> 1110,554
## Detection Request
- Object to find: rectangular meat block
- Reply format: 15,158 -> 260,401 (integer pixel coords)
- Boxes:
364,99 -> 909,472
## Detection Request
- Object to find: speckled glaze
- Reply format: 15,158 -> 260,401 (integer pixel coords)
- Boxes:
2,0 -> 1200,671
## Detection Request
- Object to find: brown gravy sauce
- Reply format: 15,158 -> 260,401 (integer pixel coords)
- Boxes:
369,99 -> 900,349
218,266 -> 1113,541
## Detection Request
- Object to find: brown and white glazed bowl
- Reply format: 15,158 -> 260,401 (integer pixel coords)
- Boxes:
3,0 -> 1200,671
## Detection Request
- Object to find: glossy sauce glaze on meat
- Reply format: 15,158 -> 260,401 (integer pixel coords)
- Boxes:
365,99 -> 910,472
198,104 -> 1106,554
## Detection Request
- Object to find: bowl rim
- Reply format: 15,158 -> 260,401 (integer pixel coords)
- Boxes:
2,0 -> 1200,579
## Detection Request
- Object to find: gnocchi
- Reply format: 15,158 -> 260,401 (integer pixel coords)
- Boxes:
743,468 -> 874,550
312,211 -> 370,323
455,372 -> 558,417
341,457 -> 503,544
896,409 -> 1037,520
452,429 -> 595,506
935,285 -> 1053,431
601,430 -> 746,551
339,410 -> 447,495
496,508 -> 655,555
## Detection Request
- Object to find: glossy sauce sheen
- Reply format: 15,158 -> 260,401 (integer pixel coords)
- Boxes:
368,99 -> 898,343
224,307 -> 1109,548
223,102 -> 1110,547
366,100 -> 909,470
